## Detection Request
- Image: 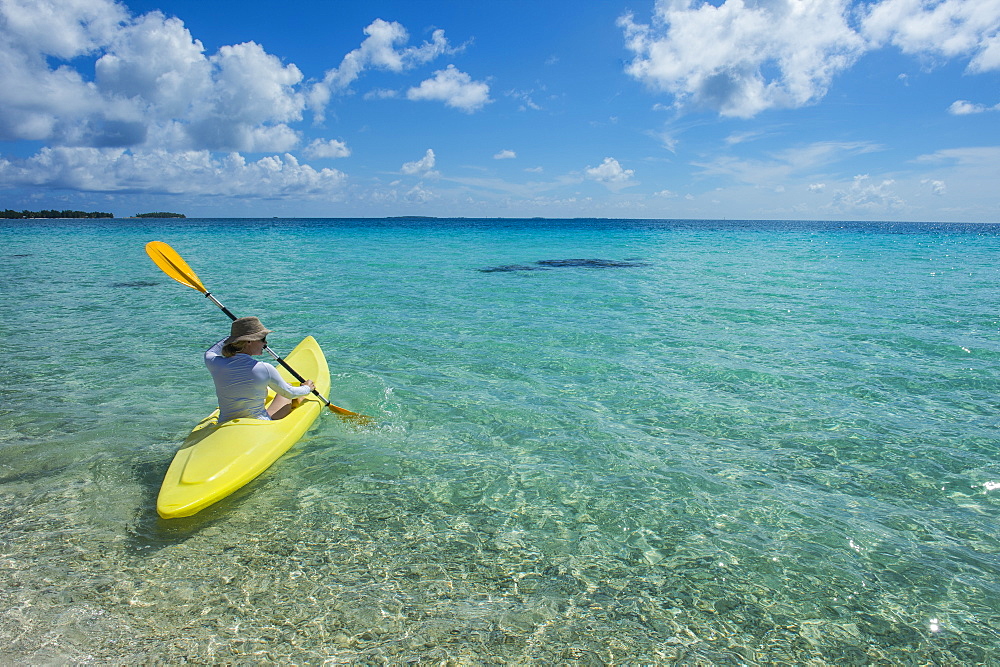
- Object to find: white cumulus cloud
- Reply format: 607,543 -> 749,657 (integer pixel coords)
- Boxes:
0,0 -> 413,199
585,157 -> 635,186
948,99 -> 999,114
862,0 -> 1000,73
619,0 -> 866,118
1,0 -> 126,60
831,173 -> 904,212
922,178 -> 947,195
0,0 -> 307,152
0,147 -> 346,196
494,149 -> 516,159
320,19 -> 451,91
0,0 -> 127,143
305,138 -> 351,159
620,0 -> 1000,118
309,18 -> 454,117
0,1 -> 473,200
95,11 -> 212,120
402,148 -> 437,175
407,65 -> 492,113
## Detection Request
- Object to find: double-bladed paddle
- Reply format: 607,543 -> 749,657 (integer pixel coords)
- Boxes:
145,240 -> 368,419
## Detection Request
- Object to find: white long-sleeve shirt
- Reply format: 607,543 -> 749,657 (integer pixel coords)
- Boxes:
204,339 -> 311,423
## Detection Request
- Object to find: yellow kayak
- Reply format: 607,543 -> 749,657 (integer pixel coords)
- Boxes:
157,336 -> 332,519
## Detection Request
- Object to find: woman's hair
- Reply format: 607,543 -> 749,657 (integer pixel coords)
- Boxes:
222,340 -> 249,357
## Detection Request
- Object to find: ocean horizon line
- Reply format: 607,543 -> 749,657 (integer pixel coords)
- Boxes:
3,215 -> 999,225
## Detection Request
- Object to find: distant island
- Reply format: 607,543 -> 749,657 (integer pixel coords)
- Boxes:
133,212 -> 186,218
1,209 -> 113,219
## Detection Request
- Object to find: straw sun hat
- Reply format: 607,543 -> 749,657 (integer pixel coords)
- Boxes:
223,316 -> 272,345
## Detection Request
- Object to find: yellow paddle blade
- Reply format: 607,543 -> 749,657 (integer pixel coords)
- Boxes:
146,241 -> 208,293
327,403 -> 375,426
327,403 -> 373,422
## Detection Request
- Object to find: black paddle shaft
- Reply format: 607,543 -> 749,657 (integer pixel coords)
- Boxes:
206,292 -> 239,321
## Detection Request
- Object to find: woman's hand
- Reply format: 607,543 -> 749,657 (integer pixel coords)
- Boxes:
302,379 -> 315,391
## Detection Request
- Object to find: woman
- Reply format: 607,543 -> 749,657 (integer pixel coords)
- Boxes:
205,316 -> 315,423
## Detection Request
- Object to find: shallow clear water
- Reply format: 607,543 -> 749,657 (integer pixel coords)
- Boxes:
1,218 -> 999,663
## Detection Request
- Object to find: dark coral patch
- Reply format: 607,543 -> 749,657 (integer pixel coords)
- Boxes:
478,264 -> 552,273
535,258 -> 648,269
112,280 -> 160,288
479,258 -> 648,272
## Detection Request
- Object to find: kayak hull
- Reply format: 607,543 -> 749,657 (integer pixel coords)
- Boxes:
156,336 -> 331,519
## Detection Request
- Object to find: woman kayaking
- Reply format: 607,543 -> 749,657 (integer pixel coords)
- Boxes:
205,316 -> 315,423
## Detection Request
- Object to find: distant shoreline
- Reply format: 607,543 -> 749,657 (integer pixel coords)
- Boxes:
1,216 -> 996,225
1,209 -> 184,219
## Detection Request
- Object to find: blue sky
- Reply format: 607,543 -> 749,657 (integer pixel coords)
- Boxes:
1,0 -> 998,221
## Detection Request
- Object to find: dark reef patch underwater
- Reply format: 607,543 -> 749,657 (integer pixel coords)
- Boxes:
111,279 -> 161,288
479,258 -> 648,272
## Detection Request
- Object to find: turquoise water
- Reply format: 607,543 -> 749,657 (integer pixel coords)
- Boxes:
1,218 -> 999,663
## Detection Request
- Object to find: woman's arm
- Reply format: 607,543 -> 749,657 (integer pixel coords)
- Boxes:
263,363 -> 313,399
